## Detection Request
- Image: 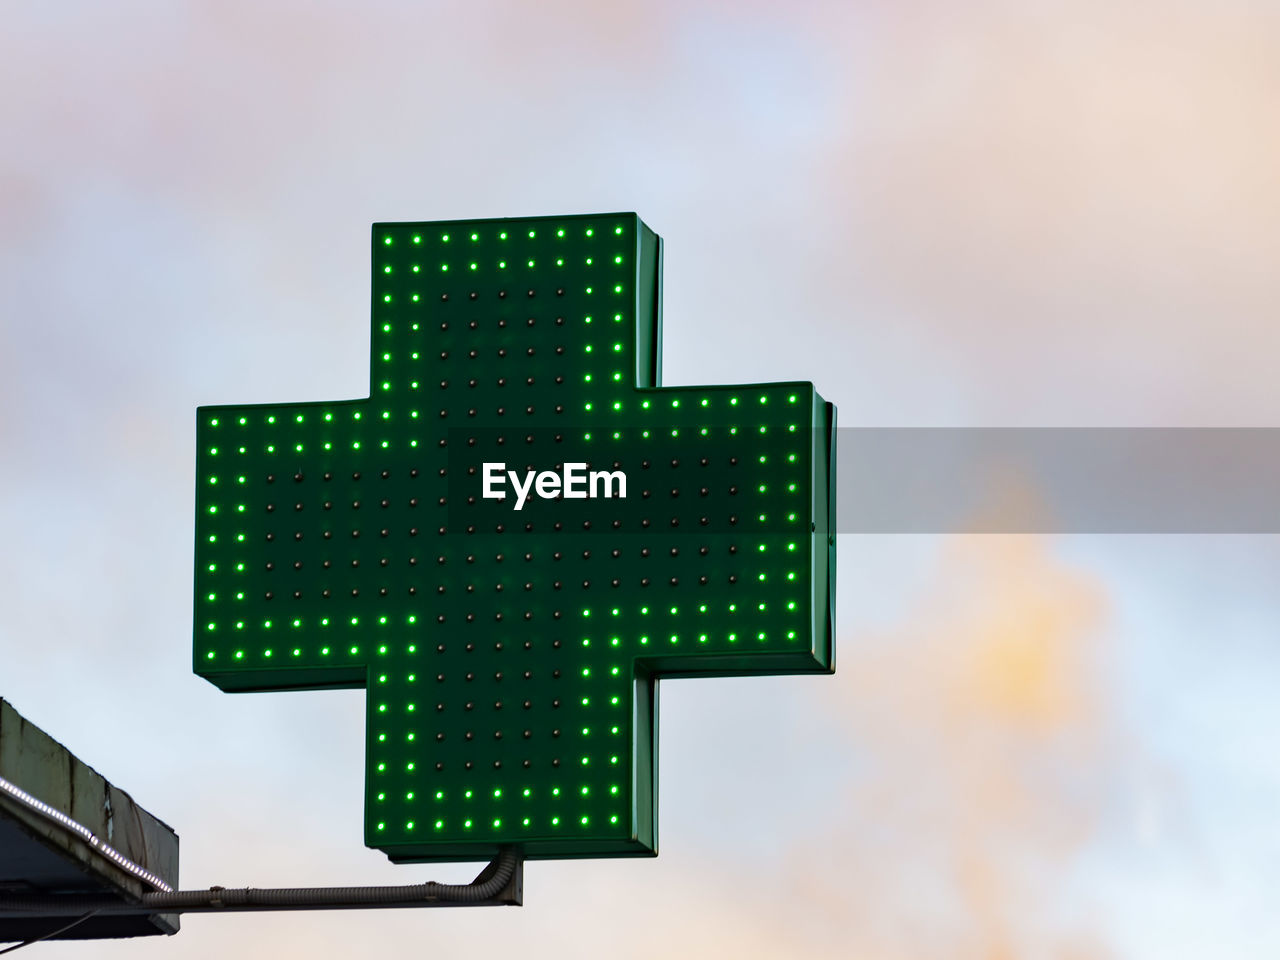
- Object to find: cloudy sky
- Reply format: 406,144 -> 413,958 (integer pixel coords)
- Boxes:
3,1 -> 1280,956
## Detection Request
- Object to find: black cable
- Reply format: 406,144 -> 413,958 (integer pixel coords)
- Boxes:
0,911 -> 100,954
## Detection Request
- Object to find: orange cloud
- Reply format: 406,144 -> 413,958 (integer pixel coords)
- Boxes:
792,535 -> 1119,959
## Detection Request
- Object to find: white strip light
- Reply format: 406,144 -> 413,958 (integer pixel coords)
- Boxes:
0,774 -> 173,893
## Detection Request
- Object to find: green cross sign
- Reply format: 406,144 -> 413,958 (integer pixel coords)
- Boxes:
194,213 -> 836,862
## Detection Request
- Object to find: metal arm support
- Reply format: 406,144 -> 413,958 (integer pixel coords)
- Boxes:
0,848 -> 522,917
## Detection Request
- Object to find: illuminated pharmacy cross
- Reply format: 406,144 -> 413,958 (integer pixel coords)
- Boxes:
194,213 -> 835,863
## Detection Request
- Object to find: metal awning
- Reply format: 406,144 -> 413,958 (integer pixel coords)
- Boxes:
0,698 -> 179,943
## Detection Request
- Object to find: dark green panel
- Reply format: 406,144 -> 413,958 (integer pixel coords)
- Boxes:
193,213 -> 836,862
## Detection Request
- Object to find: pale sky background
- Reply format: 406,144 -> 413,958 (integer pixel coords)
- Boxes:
3,1 -> 1280,957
